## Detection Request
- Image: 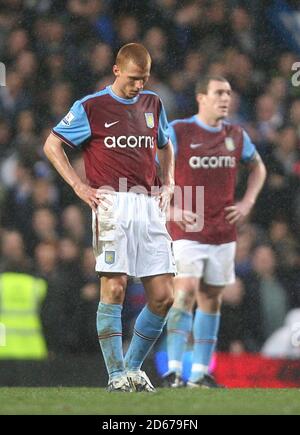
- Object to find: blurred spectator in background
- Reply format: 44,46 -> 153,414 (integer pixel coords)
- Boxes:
4,28 -> 30,63
57,236 -> 83,282
277,52 -> 298,99
61,204 -> 89,245
0,118 -> 12,160
15,110 -> 38,148
269,219 -> 299,270
256,125 -> 299,228
226,91 -> 246,125
0,70 -> 32,122
41,236 -> 83,354
115,15 -> 140,48
88,43 -> 113,87
267,76 -> 287,117
143,27 -> 171,79
235,223 -> 260,279
147,73 -> 177,118
29,207 -> 58,253
31,178 -> 59,210
243,245 -> 290,350
255,93 -> 283,145
47,82 -> 73,124
227,52 -> 259,109
168,70 -> 193,118
15,51 -> 38,90
74,280 -> 99,354
229,6 -> 256,57
73,246 -> 99,353
1,158 -> 34,238
43,50 -> 70,88
272,126 -> 299,177
0,230 -> 32,273
218,278 -> 247,354
34,241 -> 58,280
289,99 -> 300,138
81,247 -> 96,282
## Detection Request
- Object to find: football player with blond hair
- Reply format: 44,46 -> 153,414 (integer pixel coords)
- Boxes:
44,43 -> 176,392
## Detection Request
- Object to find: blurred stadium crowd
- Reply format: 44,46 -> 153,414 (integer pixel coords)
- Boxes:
1,0 -> 300,359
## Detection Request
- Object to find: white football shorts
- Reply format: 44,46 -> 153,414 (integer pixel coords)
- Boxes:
173,239 -> 236,286
92,192 -> 177,278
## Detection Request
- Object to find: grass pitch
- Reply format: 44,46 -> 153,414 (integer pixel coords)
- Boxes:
0,387 -> 299,415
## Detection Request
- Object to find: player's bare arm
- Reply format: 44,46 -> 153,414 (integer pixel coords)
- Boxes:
225,152 -> 267,225
157,139 -> 175,211
43,133 -> 110,212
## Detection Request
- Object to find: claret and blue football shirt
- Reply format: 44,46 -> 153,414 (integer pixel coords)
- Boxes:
52,86 -> 169,192
168,115 -> 257,244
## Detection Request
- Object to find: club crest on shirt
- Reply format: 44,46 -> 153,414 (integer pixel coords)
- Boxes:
105,251 -> 115,264
145,112 -> 154,129
225,137 -> 236,152
62,111 -> 75,126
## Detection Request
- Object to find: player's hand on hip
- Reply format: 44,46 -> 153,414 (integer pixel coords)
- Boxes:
224,200 -> 252,225
172,208 -> 198,231
96,189 -> 113,211
73,182 -> 108,212
159,184 -> 174,213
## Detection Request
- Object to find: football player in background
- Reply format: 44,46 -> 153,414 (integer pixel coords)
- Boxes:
164,76 -> 266,388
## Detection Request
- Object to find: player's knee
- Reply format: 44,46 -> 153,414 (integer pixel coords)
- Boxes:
200,284 -> 223,298
152,292 -> 174,315
198,287 -> 223,308
161,298 -> 175,316
174,288 -> 193,311
107,283 -> 126,303
165,294 -> 175,311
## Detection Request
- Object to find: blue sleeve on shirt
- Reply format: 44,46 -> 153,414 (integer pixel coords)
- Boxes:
168,123 -> 178,157
241,130 -> 257,162
155,121 -> 178,164
53,100 -> 91,148
157,101 -> 169,149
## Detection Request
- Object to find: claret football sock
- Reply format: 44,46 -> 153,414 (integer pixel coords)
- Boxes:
167,307 -> 193,375
124,305 -> 166,371
189,308 -> 220,382
97,302 -> 125,379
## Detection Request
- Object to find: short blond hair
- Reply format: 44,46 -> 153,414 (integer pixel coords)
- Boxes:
116,43 -> 151,70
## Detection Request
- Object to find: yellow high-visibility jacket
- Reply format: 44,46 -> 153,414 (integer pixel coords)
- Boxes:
0,272 -> 48,359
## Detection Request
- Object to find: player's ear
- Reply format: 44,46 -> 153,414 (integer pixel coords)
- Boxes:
113,64 -> 120,77
196,93 -> 203,105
